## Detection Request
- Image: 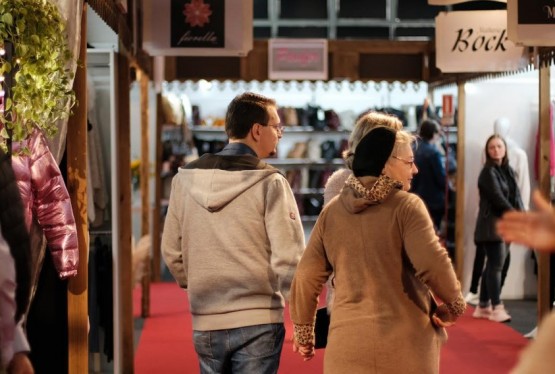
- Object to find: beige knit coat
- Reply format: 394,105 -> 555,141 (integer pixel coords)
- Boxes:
290,175 -> 462,374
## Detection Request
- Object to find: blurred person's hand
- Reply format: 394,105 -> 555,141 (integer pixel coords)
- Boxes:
8,352 -> 34,374
497,190 -> 555,251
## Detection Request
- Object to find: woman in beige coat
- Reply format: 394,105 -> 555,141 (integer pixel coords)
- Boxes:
290,126 -> 465,373
323,111 -> 404,312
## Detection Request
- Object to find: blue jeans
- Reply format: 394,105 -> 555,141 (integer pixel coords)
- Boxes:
478,242 -> 508,307
192,323 -> 285,374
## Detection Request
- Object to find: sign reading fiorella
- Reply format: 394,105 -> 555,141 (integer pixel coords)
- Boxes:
435,11 -> 527,73
142,0 -> 253,56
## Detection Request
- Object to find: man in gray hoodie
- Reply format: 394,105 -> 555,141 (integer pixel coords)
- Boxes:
162,92 -> 305,374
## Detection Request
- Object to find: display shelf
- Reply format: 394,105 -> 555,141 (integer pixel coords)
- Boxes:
191,125 -> 351,136
300,215 -> 319,223
293,188 -> 325,196
187,118 -> 351,224
266,158 -> 344,168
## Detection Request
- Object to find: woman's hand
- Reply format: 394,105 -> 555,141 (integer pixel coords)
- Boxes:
293,338 -> 315,361
432,304 -> 456,327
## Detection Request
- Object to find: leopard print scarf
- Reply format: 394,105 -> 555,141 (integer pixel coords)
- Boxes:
345,174 -> 403,204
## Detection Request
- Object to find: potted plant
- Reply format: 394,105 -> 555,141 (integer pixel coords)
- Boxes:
0,0 -> 76,154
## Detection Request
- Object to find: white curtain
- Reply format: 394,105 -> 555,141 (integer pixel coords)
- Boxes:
46,0 -> 84,163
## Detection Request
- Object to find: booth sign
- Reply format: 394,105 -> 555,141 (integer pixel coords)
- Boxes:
435,10 -> 528,73
428,0 -> 505,4
507,0 -> 555,46
268,39 -> 328,81
142,0 -> 253,56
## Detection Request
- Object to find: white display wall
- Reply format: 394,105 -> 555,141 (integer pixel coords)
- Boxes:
165,79 -> 429,120
463,70 -> 540,299
161,79 -> 429,157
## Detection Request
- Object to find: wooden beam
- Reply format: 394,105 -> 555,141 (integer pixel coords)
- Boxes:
151,94 -> 163,282
328,39 -> 431,55
538,64 -> 552,322
171,39 -> 434,82
139,68 -> 151,318
332,51 -> 359,81
116,49 -> 134,374
455,81 -> 466,281
67,5 -> 89,373
241,40 -> 268,81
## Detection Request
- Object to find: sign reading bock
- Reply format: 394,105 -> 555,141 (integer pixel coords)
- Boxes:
435,11 -> 527,73
143,0 -> 253,56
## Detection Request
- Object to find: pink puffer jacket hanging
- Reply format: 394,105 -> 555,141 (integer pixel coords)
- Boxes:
11,128 -> 78,279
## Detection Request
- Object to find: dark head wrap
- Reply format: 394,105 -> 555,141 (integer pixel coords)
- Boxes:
352,127 -> 397,177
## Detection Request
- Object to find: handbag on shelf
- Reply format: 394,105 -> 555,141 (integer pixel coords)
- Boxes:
314,307 -> 330,349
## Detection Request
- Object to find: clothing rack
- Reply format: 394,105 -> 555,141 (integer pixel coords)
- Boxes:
88,233 -> 114,369
90,229 -> 112,236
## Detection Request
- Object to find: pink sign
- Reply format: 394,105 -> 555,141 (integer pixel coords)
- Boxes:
269,39 -> 328,80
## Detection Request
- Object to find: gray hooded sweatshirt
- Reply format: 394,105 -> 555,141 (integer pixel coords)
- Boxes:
162,153 -> 305,331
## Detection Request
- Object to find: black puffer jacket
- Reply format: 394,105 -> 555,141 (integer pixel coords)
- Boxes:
474,161 -> 523,243
0,148 -> 31,321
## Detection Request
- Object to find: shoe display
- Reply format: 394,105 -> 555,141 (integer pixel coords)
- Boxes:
464,292 -> 479,306
472,305 -> 492,319
489,304 -> 511,323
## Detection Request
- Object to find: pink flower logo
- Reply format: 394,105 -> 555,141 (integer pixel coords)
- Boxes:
183,0 -> 213,27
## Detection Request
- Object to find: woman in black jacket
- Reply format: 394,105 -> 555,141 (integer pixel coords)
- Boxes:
473,134 -> 523,323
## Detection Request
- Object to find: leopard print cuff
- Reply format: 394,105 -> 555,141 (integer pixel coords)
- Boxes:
293,323 -> 314,346
446,294 -> 467,317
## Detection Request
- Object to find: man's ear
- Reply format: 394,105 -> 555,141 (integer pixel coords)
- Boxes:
251,123 -> 262,142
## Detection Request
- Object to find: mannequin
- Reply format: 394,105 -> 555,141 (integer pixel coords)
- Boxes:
494,117 -> 531,210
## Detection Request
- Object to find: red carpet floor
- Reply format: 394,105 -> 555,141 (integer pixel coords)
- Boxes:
134,283 -> 529,373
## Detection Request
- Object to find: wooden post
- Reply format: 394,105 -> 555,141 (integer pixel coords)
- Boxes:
67,4 -> 89,373
455,81 -> 466,281
151,94 -> 163,282
139,68 -> 151,317
538,63 -> 552,322
116,49 -> 134,374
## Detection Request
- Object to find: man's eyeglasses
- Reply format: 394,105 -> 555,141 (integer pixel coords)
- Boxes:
261,123 -> 285,133
392,155 -> 415,168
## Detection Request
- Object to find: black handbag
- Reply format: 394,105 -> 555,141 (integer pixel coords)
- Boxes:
314,307 -> 330,349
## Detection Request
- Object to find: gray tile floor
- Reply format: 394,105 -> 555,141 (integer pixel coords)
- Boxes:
504,299 -> 538,336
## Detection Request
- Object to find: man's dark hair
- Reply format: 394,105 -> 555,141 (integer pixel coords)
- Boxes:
419,119 -> 441,141
225,92 -> 276,139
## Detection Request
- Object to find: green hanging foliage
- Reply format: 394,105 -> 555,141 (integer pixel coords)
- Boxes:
0,0 -> 76,153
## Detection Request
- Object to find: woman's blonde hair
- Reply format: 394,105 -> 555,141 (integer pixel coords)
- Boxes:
344,111 -> 403,169
391,129 -> 417,158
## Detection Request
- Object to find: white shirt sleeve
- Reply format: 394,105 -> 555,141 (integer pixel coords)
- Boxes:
509,147 -> 531,210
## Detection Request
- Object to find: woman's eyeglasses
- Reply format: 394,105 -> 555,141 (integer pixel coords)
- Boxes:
392,155 -> 415,168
